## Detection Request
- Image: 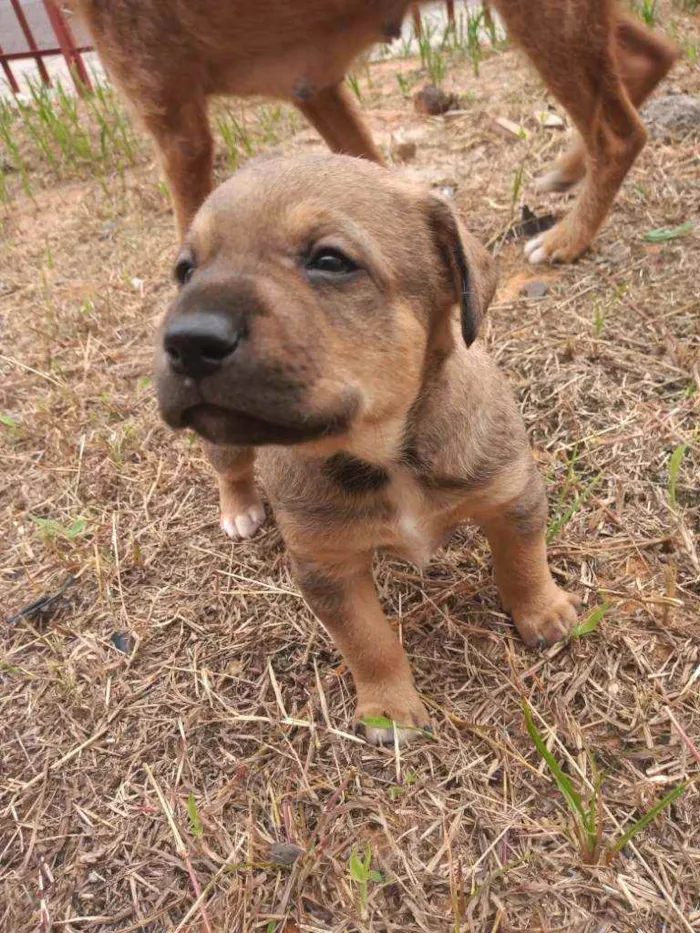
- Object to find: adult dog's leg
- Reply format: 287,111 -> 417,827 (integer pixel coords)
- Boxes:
492,0 -> 652,262
293,555 -> 430,745
296,82 -> 383,162
535,8 -> 679,195
203,442 -> 265,541
144,97 -> 214,240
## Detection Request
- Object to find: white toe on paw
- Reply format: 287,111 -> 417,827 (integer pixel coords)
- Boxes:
220,504 -> 266,541
527,245 -> 549,265
524,233 -> 545,259
220,516 -> 241,540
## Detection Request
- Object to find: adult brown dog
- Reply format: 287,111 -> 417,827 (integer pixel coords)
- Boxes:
155,154 -> 580,744
70,0 -> 677,263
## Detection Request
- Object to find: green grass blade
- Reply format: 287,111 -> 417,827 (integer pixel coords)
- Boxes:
643,221 -> 695,242
66,518 -> 87,539
608,782 -> 689,859
360,715 -> 395,731
547,473 -> 601,544
186,792 -> 203,837
523,702 -> 586,823
349,847 -> 368,882
570,602 -> 610,639
668,443 -> 687,509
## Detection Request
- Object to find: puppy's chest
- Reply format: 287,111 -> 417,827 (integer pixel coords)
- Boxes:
267,453 -> 462,566
381,469 -> 455,568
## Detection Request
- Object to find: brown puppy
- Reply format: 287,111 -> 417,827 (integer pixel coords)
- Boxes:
69,0 -> 677,262
155,154 -> 580,745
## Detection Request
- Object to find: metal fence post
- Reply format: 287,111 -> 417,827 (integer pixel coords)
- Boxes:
10,0 -> 52,85
0,43 -> 21,94
41,0 -> 92,94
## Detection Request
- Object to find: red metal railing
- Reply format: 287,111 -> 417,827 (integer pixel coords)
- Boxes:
0,0 -> 92,95
413,1 -> 456,36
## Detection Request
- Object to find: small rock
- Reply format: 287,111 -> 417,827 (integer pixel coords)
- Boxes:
391,137 -> 417,162
493,116 -> 528,140
413,84 -> 460,116
521,280 -> 550,300
534,110 -> 565,128
389,128 -> 424,163
100,221 -> 118,241
111,632 -> 135,655
642,94 -> 700,139
269,842 -> 305,866
227,658 -> 244,677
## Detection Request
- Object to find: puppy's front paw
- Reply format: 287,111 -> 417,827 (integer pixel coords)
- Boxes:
510,584 -> 581,648
354,685 -> 432,747
220,501 -> 266,540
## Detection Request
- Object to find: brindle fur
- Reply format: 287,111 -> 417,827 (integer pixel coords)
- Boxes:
155,155 -> 580,745
68,0 -> 678,262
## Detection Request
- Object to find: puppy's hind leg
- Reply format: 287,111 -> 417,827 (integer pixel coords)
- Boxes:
295,82 -> 383,163
292,555 -> 430,745
203,443 -> 266,541
470,467 -> 580,647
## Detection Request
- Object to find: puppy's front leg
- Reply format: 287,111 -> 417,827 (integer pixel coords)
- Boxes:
203,442 -> 265,541
472,468 -> 580,647
292,555 -> 430,745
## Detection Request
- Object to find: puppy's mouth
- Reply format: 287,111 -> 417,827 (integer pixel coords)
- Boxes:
173,401 -> 355,447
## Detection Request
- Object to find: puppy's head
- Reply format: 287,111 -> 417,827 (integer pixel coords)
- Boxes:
155,154 -> 496,450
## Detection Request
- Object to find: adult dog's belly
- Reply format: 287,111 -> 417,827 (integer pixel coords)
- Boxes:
198,2 -> 412,99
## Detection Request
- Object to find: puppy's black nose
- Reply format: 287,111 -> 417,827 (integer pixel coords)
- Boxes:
164,311 -> 240,380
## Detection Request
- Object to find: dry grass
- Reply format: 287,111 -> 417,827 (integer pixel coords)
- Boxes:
1,4 -> 699,931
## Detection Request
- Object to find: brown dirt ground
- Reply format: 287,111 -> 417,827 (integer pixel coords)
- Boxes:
1,5 -> 699,932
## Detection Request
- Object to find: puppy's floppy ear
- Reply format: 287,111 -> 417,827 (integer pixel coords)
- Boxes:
427,196 -> 497,346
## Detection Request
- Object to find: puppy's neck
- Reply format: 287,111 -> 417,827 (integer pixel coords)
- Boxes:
300,350 -> 456,469
299,411 -> 408,466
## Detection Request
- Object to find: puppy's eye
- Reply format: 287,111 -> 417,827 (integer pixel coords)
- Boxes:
175,255 -> 195,286
306,248 -> 358,277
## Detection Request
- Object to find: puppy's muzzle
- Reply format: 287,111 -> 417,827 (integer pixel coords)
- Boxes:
156,277 -> 361,447
164,309 -> 241,381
